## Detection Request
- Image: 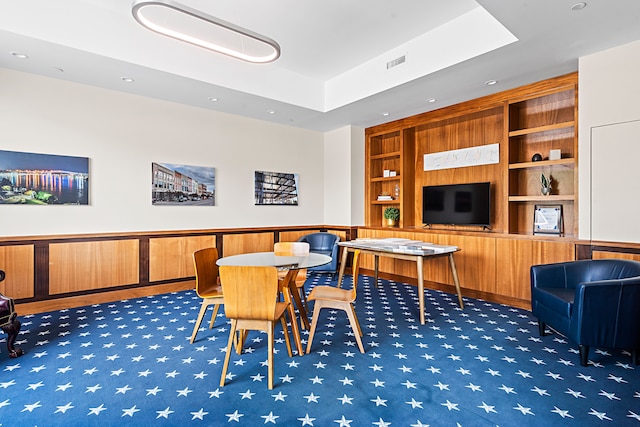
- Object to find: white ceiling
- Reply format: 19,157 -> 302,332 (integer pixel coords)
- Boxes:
1,0 -> 640,132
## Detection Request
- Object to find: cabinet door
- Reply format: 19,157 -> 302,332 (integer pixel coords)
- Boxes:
495,238 -> 574,301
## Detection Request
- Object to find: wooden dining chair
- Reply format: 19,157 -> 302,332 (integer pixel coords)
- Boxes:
219,265 -> 293,390
306,250 -> 364,353
189,247 -> 224,344
274,241 -> 310,310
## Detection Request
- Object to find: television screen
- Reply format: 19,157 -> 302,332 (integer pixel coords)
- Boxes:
422,182 -> 490,226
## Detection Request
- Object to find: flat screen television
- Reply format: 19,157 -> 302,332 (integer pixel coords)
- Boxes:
422,182 -> 491,227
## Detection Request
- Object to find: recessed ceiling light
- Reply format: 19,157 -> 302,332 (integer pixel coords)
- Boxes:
381,112 -> 390,116
485,79 -> 498,86
426,98 -> 437,103
11,52 -> 28,59
267,110 -> 276,115
52,67 -> 64,73
571,2 -> 587,11
121,77 -> 135,83
132,0 -> 280,63
208,97 -> 219,102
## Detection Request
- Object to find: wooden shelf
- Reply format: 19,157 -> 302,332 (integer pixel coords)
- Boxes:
509,195 -> 575,202
371,176 -> 401,182
509,121 -> 574,137
508,158 -> 574,169
372,200 -> 400,205
370,151 -> 400,160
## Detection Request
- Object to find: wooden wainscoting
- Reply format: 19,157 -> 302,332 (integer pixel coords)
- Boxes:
0,244 -> 35,299
592,251 -> 640,261
222,232 -> 274,256
0,226 -> 354,313
149,235 -> 216,282
49,240 -> 140,295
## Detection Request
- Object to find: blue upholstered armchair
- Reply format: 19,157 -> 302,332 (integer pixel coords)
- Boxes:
531,258 -> 640,366
298,232 -> 340,275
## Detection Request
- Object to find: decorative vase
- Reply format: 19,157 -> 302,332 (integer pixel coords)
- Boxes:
541,187 -> 552,196
383,218 -> 398,227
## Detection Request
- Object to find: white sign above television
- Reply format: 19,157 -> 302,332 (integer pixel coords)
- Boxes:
423,143 -> 499,171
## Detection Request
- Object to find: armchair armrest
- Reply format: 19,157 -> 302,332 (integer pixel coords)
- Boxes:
571,276 -> 640,348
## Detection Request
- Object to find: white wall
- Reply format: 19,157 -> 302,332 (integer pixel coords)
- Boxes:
0,69 -> 362,237
578,39 -> 640,242
323,126 -> 365,226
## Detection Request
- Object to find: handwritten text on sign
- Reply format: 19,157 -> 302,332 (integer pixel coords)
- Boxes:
423,143 -> 499,171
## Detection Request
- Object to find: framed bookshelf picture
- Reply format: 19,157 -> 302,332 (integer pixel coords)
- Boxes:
533,204 -> 563,236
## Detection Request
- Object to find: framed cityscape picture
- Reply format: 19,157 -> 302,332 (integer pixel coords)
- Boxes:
152,162 -> 215,206
0,149 -> 89,205
254,170 -> 298,205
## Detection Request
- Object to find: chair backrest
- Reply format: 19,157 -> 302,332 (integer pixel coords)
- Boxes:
193,247 -> 219,295
298,232 -> 340,252
219,265 -> 279,320
274,241 -> 310,256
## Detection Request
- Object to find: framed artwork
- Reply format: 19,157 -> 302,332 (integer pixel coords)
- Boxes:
0,149 -> 89,205
152,162 -> 215,206
254,170 -> 298,205
533,204 -> 563,235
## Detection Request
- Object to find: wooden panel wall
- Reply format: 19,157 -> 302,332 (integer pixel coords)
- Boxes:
414,106 -> 506,232
279,230 -> 348,244
0,244 -> 35,299
592,250 -> 640,261
49,240 -> 139,295
149,235 -> 216,282
222,232 -> 274,256
495,238 -> 575,301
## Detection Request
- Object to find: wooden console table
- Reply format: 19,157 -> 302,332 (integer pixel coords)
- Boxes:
336,240 -> 463,325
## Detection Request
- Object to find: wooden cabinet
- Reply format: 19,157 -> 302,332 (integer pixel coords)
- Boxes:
365,128 -> 415,228
505,80 -> 578,237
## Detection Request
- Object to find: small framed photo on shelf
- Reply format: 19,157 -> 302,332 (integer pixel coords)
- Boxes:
533,205 -> 563,236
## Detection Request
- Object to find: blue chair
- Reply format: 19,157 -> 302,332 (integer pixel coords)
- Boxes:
297,232 -> 340,276
531,258 -> 640,366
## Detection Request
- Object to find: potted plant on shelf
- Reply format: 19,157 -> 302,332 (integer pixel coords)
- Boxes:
540,173 -> 552,196
383,207 -> 400,227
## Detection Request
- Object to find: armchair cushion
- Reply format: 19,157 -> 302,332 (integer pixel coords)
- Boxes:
297,232 -> 340,273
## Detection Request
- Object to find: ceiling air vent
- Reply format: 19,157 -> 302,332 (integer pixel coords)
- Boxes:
386,55 -> 406,70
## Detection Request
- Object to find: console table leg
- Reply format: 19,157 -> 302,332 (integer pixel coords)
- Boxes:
336,249 -> 349,288
374,256 -> 379,288
2,317 -> 24,358
448,253 -> 464,309
417,256 -> 425,325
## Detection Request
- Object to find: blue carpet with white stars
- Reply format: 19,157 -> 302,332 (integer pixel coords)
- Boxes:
1,273 -> 639,426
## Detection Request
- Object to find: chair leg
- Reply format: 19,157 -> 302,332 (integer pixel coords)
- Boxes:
346,305 -> 365,353
305,303 -> 322,354
579,345 -> 589,367
220,319 -> 238,387
267,321 -> 275,390
190,301 -> 209,344
280,316 -> 293,358
538,321 -> 547,337
209,304 -> 220,329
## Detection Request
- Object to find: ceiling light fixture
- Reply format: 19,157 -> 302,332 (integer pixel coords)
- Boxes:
571,2 -> 587,11
208,97 -> 219,102
132,0 -> 280,63
426,98 -> 437,103
485,79 -> 498,86
11,52 -> 28,59
121,77 -> 135,83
